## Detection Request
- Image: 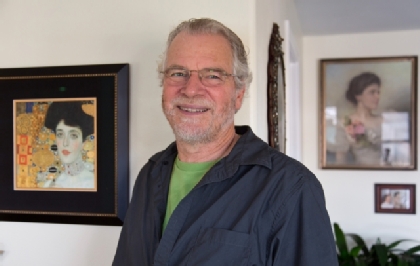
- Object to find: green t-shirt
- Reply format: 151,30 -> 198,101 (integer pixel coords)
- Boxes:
162,156 -> 218,232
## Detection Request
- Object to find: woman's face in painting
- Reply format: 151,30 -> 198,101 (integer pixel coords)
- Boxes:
56,120 -> 84,164
383,195 -> 391,203
355,83 -> 380,110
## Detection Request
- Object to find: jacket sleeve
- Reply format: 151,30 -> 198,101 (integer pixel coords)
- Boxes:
268,173 -> 338,266
112,158 -> 161,266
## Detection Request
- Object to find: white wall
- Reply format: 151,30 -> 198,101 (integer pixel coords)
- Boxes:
302,30 -> 420,246
0,1 -> 253,265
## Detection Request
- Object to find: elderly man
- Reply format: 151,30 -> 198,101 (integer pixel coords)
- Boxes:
113,18 -> 338,266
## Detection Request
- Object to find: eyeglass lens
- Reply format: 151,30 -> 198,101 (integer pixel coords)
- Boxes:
164,68 -> 230,87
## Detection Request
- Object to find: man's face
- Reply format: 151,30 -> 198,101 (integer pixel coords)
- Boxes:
162,32 -> 245,144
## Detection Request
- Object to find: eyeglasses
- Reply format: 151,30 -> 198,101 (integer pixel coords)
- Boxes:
162,67 -> 236,87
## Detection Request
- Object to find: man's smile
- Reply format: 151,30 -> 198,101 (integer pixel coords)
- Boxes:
178,106 -> 209,113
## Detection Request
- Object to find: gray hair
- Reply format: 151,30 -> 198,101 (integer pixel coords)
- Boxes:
158,18 -> 252,90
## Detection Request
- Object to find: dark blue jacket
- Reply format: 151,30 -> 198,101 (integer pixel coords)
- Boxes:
113,126 -> 338,265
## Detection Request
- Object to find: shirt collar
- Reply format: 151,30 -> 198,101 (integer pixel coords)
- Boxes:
149,125 -> 273,180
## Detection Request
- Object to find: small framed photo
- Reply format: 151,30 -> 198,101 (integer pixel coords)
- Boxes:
375,184 -> 416,214
319,56 -> 417,170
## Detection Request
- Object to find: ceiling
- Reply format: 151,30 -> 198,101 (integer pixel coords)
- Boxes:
294,0 -> 420,36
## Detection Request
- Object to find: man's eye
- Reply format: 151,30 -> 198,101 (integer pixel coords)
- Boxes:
204,71 -> 223,80
169,70 -> 187,77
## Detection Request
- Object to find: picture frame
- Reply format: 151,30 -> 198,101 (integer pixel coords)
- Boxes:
319,56 -> 417,170
267,23 -> 286,153
0,64 -> 129,225
375,184 -> 416,214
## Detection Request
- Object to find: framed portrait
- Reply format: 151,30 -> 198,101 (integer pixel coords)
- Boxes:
0,64 -> 129,225
375,184 -> 416,214
14,98 -> 98,191
267,23 -> 286,153
319,56 -> 417,170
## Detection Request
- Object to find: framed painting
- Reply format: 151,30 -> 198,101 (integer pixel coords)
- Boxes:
267,23 -> 286,153
319,56 -> 417,170
375,184 -> 416,214
0,64 -> 129,225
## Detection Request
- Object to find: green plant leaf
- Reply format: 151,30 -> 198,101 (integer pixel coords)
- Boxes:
389,253 -> 399,265
372,244 -> 388,266
350,246 -> 362,257
356,260 -> 368,266
388,239 -> 413,249
397,259 -> 409,266
334,223 -> 350,258
403,244 -> 420,255
356,255 -> 369,266
347,233 -> 369,256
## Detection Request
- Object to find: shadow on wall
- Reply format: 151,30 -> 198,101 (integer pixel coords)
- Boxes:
0,242 -> 4,266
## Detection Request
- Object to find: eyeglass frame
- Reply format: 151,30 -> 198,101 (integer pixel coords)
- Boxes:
160,66 -> 237,87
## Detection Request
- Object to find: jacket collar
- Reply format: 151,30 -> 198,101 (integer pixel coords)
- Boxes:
205,126 -> 272,184
149,126 -> 273,180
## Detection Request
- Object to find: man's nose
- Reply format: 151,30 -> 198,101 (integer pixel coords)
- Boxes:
182,72 -> 204,96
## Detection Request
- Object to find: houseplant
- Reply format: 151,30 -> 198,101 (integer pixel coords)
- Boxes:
334,223 -> 420,266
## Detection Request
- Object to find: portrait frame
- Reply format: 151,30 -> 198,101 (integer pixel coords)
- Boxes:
0,64 -> 129,226
267,23 -> 286,153
375,184 -> 416,214
319,56 -> 417,170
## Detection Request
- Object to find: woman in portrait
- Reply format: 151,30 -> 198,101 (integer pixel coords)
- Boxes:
41,101 -> 95,188
334,72 -> 383,165
380,194 -> 394,209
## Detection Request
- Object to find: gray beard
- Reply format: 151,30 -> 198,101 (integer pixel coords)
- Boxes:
162,96 -> 236,145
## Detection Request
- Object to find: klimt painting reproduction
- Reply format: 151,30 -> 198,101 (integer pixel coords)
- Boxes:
320,56 -> 417,170
1,63 -> 128,225
14,98 -> 97,191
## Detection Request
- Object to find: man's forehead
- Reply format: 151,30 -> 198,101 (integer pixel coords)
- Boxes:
168,32 -> 231,50
166,32 -> 233,64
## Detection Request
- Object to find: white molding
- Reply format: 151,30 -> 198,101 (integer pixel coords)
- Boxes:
284,20 -> 302,161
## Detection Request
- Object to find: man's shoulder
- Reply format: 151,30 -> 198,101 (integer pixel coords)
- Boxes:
234,125 -> 316,182
148,142 -> 177,163
271,150 -> 313,177
251,147 -> 322,204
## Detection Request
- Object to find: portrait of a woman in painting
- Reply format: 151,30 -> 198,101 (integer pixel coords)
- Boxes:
331,72 -> 382,165
322,57 -> 416,170
39,101 -> 95,189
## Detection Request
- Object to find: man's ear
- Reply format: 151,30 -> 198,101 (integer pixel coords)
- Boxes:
235,87 -> 246,112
